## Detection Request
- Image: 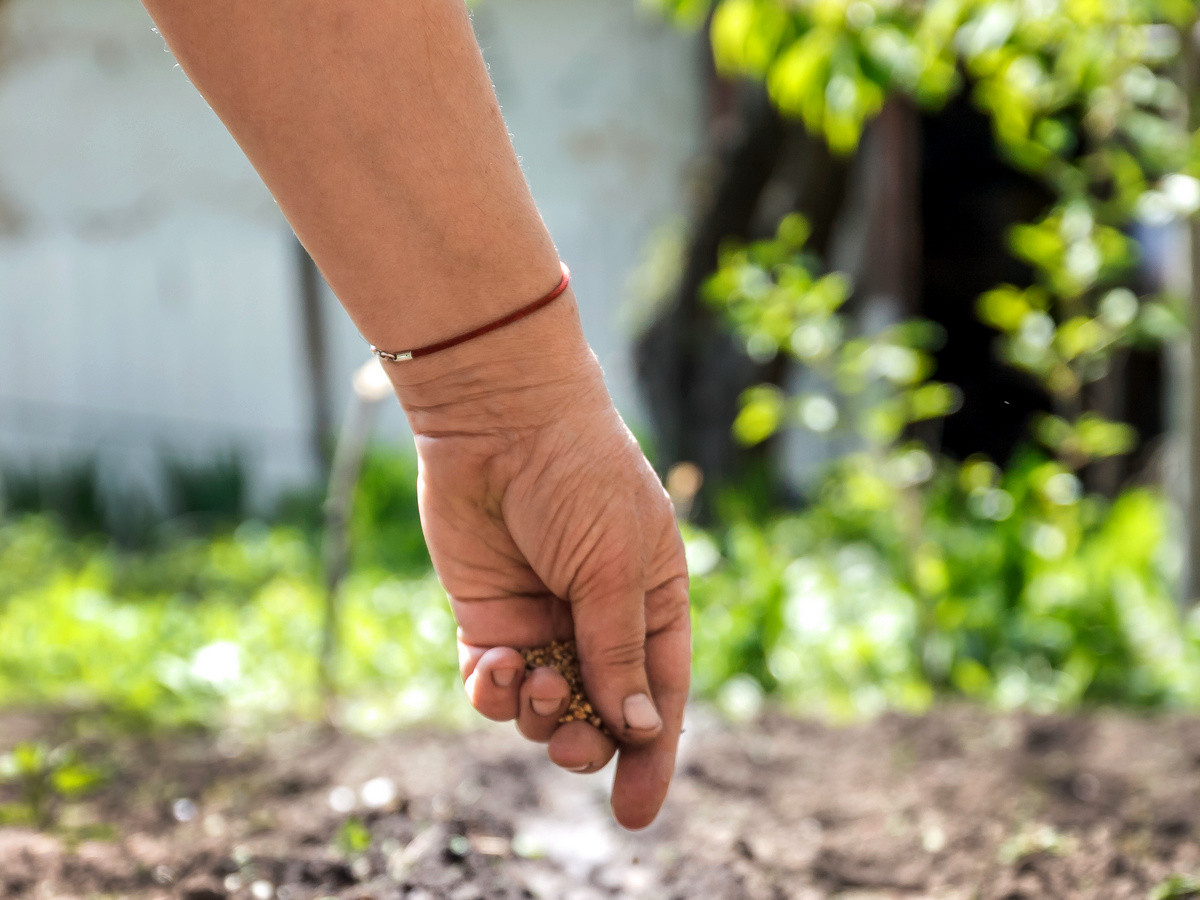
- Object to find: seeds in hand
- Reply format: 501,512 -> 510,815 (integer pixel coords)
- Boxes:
519,640 -> 611,737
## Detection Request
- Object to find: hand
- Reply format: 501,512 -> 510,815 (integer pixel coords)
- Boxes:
387,290 -> 691,830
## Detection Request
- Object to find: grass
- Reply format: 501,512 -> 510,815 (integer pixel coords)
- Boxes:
0,514 -> 464,733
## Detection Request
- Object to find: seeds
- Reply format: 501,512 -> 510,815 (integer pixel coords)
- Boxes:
519,640 -> 611,737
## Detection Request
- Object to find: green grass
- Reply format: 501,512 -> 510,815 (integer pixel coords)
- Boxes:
0,514 -> 462,732
3,448 -> 1200,734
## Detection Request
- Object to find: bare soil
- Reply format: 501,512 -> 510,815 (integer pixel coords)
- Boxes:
2,705 -> 1200,899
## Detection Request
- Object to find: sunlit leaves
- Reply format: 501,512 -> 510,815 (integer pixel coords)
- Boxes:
1151,874 -> 1200,900
908,382 -> 962,421
695,0 -> 1196,188
0,514 -> 463,732
1035,412 -> 1139,461
708,0 -> 963,152
767,31 -> 886,152
1009,205 -> 1137,298
734,384 -> 788,445
642,0 -> 713,27
978,284 -> 1052,333
970,201 -> 1163,407
335,817 -> 373,857
687,454 -> 1199,717
688,0 -> 1191,474
711,0 -> 793,75
710,214 -> 958,449
0,742 -> 108,829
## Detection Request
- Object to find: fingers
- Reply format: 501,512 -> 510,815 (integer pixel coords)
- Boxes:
460,644 -> 526,722
516,666 -> 569,742
610,577 -> 691,830
571,577 -> 662,746
548,720 -> 617,773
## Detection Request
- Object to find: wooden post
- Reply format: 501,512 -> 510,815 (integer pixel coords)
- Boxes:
1185,19 -> 1200,605
318,359 -> 392,721
296,238 -> 334,477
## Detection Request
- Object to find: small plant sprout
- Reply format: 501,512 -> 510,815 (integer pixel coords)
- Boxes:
0,741 -> 108,830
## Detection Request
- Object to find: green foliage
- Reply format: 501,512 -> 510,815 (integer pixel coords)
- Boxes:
0,452 -> 458,730
0,511 -> 461,732
655,0 -> 1197,471
689,455 -> 1200,718
643,0 -> 1200,722
0,453 -> 249,548
335,816 -> 373,857
0,457 -> 127,538
658,0 -> 1196,457
684,98 -> 1197,714
1,424 -> 1198,730
689,215 -> 1198,717
1152,873 -> 1200,900
978,203 -> 1184,405
998,823 -> 1075,864
657,0 -> 1195,178
162,453 -> 247,526
709,213 -> 960,450
349,449 -> 429,575
0,741 -> 108,829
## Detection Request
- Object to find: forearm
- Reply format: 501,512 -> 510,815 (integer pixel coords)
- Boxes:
139,0 -> 562,353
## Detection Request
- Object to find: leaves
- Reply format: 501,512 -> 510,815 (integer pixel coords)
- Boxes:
688,453 -> 1199,717
335,817 -> 373,857
1151,874 -> 1200,900
0,511 -> 462,733
707,215 -> 959,451
0,742 -> 108,829
712,0 -> 793,75
734,385 -> 787,445
691,0 -> 1191,447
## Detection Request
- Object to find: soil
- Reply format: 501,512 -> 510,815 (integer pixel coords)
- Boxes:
2,705 -> 1200,899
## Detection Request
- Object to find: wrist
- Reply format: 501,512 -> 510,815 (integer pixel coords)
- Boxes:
385,287 -> 606,437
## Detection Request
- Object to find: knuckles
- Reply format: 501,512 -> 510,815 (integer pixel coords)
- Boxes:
582,633 -> 648,673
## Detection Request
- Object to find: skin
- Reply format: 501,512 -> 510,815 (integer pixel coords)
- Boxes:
138,0 -> 691,828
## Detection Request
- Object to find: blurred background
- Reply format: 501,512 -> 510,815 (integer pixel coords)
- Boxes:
10,3 -> 1200,895
3,0 -> 1200,736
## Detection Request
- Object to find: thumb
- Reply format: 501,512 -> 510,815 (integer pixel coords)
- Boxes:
571,571 -> 662,745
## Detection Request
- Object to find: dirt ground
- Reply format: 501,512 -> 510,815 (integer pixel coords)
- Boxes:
2,705 -> 1200,899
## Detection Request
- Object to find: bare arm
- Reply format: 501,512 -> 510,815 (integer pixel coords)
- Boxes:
142,0 -> 558,347
139,0 -> 691,829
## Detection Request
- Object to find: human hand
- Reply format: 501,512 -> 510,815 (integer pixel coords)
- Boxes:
387,291 -> 691,830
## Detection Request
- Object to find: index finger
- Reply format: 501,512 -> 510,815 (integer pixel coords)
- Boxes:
609,576 -> 690,830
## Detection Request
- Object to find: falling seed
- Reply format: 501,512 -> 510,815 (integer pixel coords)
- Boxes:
519,640 -> 611,738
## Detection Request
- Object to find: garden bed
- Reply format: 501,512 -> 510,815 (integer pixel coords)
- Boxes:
2,705 -> 1199,899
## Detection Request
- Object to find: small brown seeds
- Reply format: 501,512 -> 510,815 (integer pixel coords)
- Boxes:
519,640 -> 611,737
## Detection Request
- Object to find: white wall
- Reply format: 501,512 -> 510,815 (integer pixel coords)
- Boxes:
0,0 -> 703,508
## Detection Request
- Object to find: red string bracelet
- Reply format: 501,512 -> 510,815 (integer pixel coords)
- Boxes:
370,261 -> 571,362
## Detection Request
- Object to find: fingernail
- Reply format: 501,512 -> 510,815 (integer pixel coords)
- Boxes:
531,697 -> 560,717
567,763 -> 592,773
491,668 -> 517,688
623,693 -> 662,731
